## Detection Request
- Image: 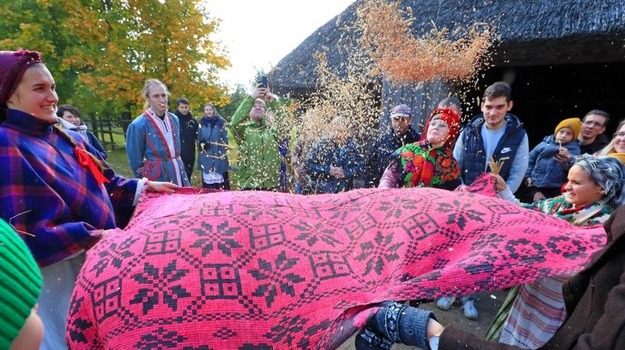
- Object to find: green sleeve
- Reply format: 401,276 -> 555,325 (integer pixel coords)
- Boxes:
229,97 -> 255,145
266,99 -> 281,112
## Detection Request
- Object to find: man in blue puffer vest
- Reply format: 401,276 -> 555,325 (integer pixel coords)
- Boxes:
453,81 -> 528,193
436,81 -> 529,320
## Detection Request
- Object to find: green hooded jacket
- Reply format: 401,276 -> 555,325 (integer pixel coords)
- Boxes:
230,97 -> 282,189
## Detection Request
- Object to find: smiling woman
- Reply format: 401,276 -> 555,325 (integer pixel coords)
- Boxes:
484,154 -> 625,349
0,49 -> 178,349
597,119 -> 625,164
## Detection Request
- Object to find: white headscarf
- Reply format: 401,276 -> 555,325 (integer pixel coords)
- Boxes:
575,154 -> 625,208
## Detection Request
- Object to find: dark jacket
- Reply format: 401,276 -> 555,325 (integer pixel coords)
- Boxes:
85,130 -> 107,159
456,113 -> 526,185
440,205 -> 625,350
305,136 -> 365,194
366,127 -> 420,187
175,110 -> 198,175
527,136 -> 581,188
581,133 -> 610,155
196,116 -> 229,176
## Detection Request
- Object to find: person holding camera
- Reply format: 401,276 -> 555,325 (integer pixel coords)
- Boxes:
229,76 -> 283,191
197,103 -> 230,189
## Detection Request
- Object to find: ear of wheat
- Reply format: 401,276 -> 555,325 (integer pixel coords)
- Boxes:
489,156 -> 509,175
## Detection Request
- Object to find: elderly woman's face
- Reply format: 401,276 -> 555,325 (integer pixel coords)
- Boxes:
426,117 -> 450,147
563,165 -> 605,207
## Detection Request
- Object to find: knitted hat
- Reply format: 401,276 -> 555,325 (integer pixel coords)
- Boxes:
0,49 -> 43,104
0,219 -> 43,349
420,107 -> 461,147
554,117 -> 582,139
391,104 -> 411,118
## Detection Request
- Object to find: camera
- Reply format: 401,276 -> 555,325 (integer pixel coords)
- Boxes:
257,75 -> 268,88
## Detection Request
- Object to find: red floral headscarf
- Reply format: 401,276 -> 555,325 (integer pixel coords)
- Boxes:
420,107 -> 461,148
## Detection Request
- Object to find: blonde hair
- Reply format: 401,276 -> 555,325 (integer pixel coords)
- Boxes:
142,79 -> 169,111
597,119 -> 625,156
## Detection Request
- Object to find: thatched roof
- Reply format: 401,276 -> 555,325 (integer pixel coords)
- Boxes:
270,0 -> 625,96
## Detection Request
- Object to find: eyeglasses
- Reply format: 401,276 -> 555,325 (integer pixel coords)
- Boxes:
429,120 -> 449,129
391,115 -> 410,121
582,120 -> 605,128
613,132 -> 625,139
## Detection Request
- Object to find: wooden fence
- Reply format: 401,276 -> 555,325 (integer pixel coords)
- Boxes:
87,117 -> 133,151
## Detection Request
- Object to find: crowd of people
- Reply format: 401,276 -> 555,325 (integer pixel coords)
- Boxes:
2,47 -> 625,350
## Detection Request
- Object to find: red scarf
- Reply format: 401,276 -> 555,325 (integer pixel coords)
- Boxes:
73,146 -> 109,185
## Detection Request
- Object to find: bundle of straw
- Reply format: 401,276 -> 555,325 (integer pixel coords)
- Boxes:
489,156 -> 509,175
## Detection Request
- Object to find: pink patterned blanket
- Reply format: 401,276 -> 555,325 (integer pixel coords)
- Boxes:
67,176 -> 606,349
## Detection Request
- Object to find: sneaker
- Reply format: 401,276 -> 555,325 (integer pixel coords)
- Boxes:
435,296 -> 456,311
461,298 -> 479,320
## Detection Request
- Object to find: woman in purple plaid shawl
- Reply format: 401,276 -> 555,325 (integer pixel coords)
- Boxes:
0,49 -> 177,350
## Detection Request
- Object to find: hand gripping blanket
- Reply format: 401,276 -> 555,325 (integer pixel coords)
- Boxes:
66,176 -> 606,349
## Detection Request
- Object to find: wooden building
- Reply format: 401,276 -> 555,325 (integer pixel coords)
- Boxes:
270,0 -> 625,145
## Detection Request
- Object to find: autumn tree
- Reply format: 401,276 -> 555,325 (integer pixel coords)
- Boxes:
0,0 -> 230,119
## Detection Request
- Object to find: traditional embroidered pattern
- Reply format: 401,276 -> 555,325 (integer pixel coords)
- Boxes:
67,175 -> 606,349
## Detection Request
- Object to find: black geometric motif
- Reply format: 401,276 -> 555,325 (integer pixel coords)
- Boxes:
264,315 -> 308,347
293,220 -> 342,247
356,231 -> 403,276
91,236 -> 139,278
92,276 -> 122,322
545,235 -> 587,259
505,238 -> 547,263
134,327 -> 186,348
144,230 -> 182,255
297,320 -> 333,349
201,264 -> 242,299
66,296 -> 93,344
309,251 -> 352,280
249,224 -> 286,250
130,260 -> 191,315
471,232 -> 505,251
343,212 -> 377,241
250,251 -> 305,308
403,212 -> 439,240
481,197 -> 522,215
213,326 -> 237,339
191,221 -> 242,257
375,195 -> 420,220
436,199 -> 486,230
458,253 -> 497,276
239,344 -> 273,350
